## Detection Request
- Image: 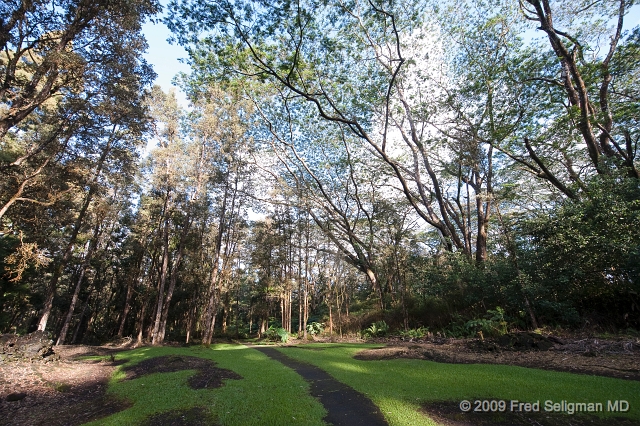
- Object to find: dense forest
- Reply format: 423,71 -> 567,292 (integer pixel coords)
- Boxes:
1,0 -> 638,347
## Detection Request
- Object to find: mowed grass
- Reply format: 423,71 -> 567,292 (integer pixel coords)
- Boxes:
276,344 -> 640,426
84,344 -> 326,426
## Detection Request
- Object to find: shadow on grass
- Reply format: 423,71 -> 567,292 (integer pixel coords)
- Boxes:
122,354 -> 242,389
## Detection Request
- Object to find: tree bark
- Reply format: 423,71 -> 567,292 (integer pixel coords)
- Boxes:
151,203 -> 170,345
37,135 -> 112,331
56,221 -> 101,345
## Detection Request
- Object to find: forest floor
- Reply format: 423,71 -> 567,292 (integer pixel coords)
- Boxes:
0,333 -> 638,425
0,345 -> 130,426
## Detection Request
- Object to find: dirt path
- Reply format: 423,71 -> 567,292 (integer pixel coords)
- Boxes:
251,345 -> 388,426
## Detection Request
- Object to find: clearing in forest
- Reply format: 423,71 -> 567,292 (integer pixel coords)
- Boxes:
1,342 -> 639,426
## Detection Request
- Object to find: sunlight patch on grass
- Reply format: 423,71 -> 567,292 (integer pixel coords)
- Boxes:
375,396 -> 439,426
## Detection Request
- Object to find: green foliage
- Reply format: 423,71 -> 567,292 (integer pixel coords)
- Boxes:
398,326 -> 430,339
362,320 -> 389,338
265,325 -> 290,343
0,235 -> 42,333
464,307 -> 508,338
520,175 -> 640,328
442,314 -> 468,338
305,322 -> 324,336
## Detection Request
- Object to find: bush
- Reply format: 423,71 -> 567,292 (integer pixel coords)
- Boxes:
306,322 -> 324,336
265,325 -> 290,343
362,320 -> 389,338
398,326 -> 430,339
465,307 -> 508,338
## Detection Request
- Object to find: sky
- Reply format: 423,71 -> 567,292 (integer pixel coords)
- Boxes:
141,2 -> 190,108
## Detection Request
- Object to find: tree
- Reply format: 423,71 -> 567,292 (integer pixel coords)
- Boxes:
0,0 -> 159,139
1,0 -> 158,334
167,0 -> 514,264
519,0 -> 639,177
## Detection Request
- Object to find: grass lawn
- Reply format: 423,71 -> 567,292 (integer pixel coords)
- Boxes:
82,343 -> 640,426
276,343 -> 640,426
84,344 -> 326,426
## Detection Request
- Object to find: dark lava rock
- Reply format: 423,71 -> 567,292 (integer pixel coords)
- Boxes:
0,331 -> 56,362
6,392 -> 27,402
123,355 -> 242,390
495,332 -> 555,351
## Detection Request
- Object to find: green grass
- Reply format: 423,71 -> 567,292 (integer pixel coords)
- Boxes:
84,343 -> 640,426
276,344 -> 640,426
85,345 -> 326,426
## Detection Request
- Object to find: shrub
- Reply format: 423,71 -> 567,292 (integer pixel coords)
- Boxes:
399,326 -> 430,339
306,322 -> 324,336
363,320 -> 389,338
465,307 -> 508,338
265,325 -> 290,343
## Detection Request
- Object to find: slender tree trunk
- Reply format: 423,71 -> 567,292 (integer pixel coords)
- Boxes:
71,301 -> 88,344
202,180 -> 230,344
37,137 -> 112,331
336,287 -> 342,337
328,301 -> 333,336
151,191 -> 171,345
57,218 -> 103,345
56,267 -> 87,346
365,268 -> 384,311
137,301 -> 147,346
280,294 -> 284,331
118,277 -> 135,338
288,287 -> 292,333
298,253 -> 303,334
303,217 -> 310,339
157,153 -> 203,342
222,293 -> 229,334
157,237 -> 186,342
118,284 -> 133,338
202,267 -> 220,344
475,203 -> 489,263
39,192 -> 93,331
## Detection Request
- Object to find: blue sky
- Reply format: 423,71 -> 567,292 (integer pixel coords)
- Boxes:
141,2 -> 190,107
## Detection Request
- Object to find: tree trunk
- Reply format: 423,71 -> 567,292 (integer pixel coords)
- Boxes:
118,278 -> 135,338
37,137 -> 112,331
56,220 -> 102,346
136,301 -> 147,346
328,301 -> 333,336
151,209 -> 170,345
157,235 -> 186,342
365,268 -> 384,311
202,180 -> 230,344
202,267 -> 220,344
71,300 -> 89,344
